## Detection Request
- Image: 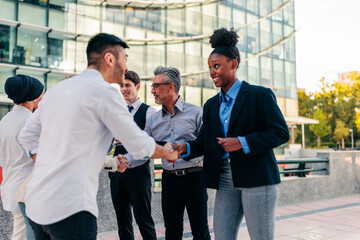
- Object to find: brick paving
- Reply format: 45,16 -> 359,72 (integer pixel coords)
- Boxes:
98,194 -> 360,240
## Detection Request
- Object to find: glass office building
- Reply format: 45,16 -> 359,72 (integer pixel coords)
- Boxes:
0,0 -> 298,120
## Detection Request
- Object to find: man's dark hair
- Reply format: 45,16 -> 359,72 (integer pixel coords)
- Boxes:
86,33 -> 129,67
125,70 -> 140,85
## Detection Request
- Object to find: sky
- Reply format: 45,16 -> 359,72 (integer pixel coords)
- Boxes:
295,0 -> 360,93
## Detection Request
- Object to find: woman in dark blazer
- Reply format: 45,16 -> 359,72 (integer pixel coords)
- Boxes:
175,28 -> 290,240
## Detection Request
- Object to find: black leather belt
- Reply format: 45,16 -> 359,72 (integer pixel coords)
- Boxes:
164,167 -> 203,176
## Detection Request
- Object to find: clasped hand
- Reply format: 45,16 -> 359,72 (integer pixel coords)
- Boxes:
163,142 -> 179,163
115,154 -> 130,173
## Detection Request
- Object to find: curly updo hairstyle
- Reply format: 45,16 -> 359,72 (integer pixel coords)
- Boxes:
209,28 -> 240,65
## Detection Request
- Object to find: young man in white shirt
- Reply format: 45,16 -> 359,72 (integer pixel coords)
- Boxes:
18,33 -> 178,240
0,74 -> 44,240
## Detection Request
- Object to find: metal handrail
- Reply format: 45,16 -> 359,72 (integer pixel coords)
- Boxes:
154,158 -> 330,179
278,158 -> 329,164
278,158 -> 329,177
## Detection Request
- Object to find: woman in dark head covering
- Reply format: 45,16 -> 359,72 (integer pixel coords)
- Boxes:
5,74 -> 44,111
0,74 -> 44,240
174,28 -> 289,240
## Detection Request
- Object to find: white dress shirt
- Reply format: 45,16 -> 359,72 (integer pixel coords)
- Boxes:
125,98 -> 157,168
0,105 -> 34,212
18,69 -> 155,225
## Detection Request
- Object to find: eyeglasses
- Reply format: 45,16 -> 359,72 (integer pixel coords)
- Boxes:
151,82 -> 171,89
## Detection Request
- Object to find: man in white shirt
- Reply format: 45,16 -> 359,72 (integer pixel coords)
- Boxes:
18,33 -> 177,240
110,70 -> 157,240
0,74 -> 44,240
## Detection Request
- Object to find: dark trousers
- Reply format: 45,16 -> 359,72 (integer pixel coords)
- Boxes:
162,170 -> 210,240
109,162 -> 156,240
28,211 -> 97,240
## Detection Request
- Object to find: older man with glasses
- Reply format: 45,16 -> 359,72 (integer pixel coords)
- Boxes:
124,66 -> 210,240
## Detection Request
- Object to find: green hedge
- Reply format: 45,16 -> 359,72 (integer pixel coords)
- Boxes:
311,142 -> 336,148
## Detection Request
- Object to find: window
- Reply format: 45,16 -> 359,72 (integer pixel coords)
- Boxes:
19,2 -> 47,26
17,28 -> 47,68
0,25 -> 16,63
0,0 -> 16,20
0,68 -> 14,93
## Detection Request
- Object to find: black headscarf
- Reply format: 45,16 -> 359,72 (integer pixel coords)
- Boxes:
5,75 -> 44,104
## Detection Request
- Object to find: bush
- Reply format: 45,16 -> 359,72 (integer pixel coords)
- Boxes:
311,142 -> 335,148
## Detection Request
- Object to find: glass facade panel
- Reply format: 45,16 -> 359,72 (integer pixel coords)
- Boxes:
17,28 -> 47,67
127,45 -> 144,75
19,3 -> 47,26
203,88 -> 218,103
76,41 -> 87,72
49,9 -> 66,30
272,21 -> 283,43
0,25 -> 16,63
0,68 -> 14,93
167,9 -> 184,36
186,7 -> 202,35
185,86 -> 201,106
283,2 -> 295,26
0,0 -> 16,20
167,43 -> 184,73
0,0 -> 298,117
272,0 -> 283,22
50,0 -> 76,8
260,20 -> 271,49
0,105 -> 12,120
259,0 -> 271,16
47,72 -> 67,90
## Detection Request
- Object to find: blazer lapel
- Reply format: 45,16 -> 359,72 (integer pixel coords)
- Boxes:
228,81 -> 249,131
210,94 -> 224,137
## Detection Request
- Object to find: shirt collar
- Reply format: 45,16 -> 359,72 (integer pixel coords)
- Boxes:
129,98 -> 142,110
162,95 -> 184,116
12,104 -> 32,113
219,79 -> 242,102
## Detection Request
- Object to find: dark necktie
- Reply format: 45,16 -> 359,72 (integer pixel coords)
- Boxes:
128,105 -> 134,113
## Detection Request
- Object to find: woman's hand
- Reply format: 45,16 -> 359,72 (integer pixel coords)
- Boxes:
217,137 -> 242,152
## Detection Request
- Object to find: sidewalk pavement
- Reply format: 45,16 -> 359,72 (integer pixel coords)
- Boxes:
97,193 -> 360,240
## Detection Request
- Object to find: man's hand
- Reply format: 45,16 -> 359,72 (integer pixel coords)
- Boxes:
163,143 -> 179,163
115,154 -> 129,173
217,137 -> 242,152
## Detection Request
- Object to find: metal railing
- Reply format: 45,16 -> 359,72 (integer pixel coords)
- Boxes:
278,158 -> 329,177
153,158 -> 330,181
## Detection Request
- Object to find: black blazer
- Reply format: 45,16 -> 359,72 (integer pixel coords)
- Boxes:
186,81 -> 290,189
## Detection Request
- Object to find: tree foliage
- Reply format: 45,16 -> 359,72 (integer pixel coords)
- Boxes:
297,71 -> 360,148
333,120 -> 349,148
309,109 -> 331,146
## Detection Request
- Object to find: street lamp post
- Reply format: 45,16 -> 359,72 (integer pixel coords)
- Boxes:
349,129 -> 354,149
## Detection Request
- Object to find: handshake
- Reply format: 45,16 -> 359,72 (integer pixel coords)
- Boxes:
163,142 -> 187,163
104,155 -> 130,173
104,142 -> 188,172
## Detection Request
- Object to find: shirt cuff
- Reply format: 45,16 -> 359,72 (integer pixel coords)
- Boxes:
238,136 -> 250,154
180,142 -> 191,158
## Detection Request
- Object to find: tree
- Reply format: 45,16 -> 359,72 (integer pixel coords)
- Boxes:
333,120 -> 350,148
298,72 -> 360,147
309,109 -> 331,146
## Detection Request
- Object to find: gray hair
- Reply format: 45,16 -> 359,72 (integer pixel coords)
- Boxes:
153,66 -> 181,93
